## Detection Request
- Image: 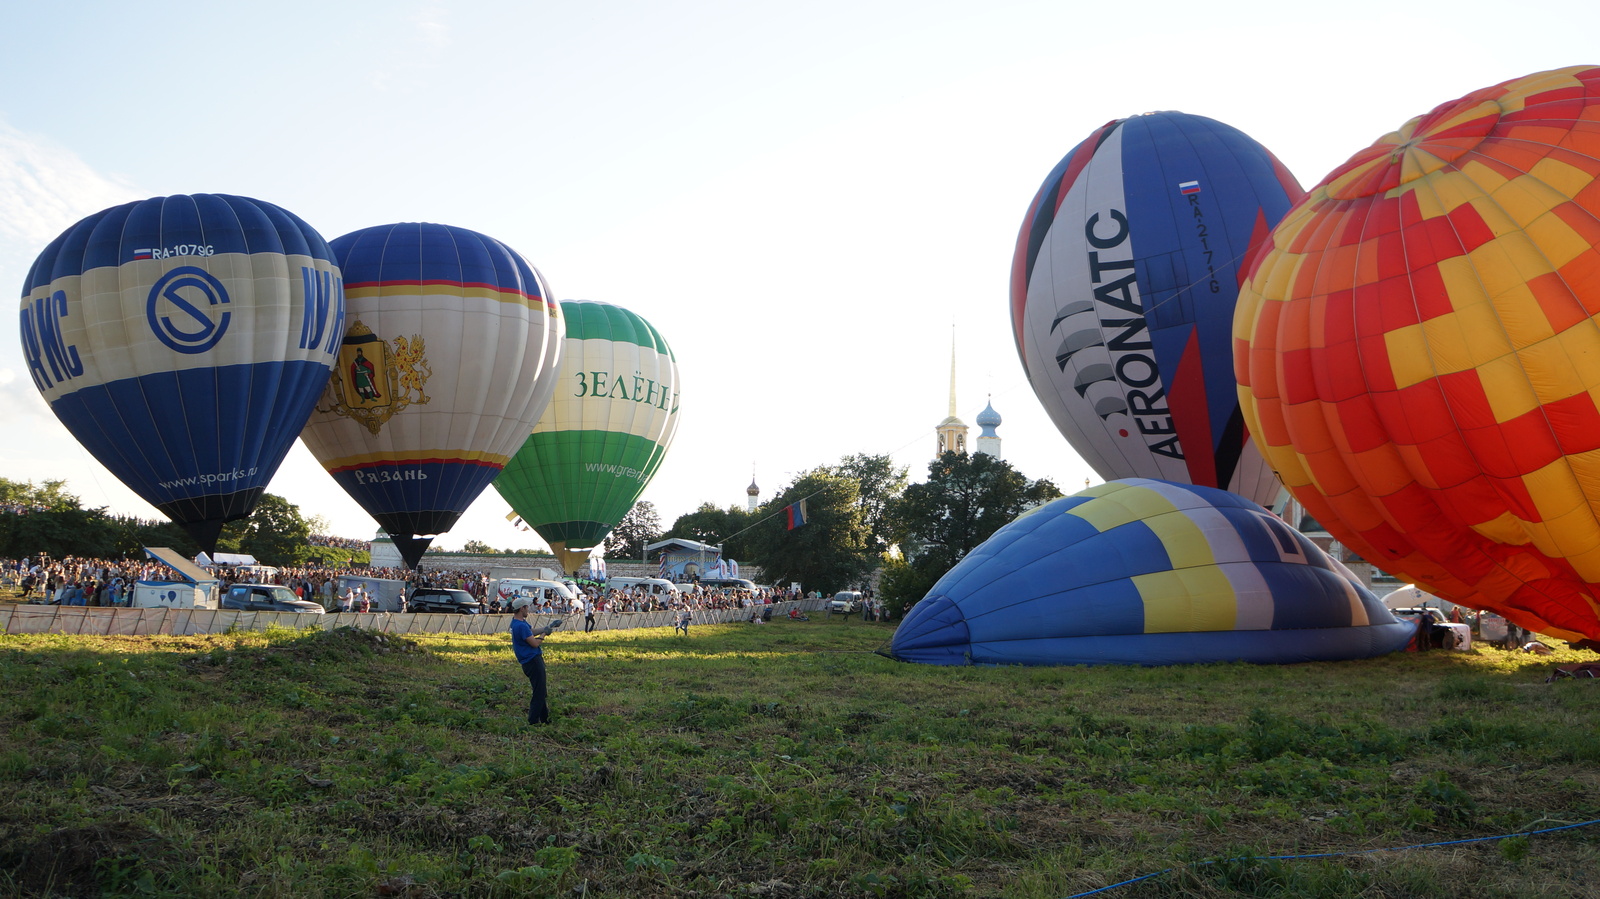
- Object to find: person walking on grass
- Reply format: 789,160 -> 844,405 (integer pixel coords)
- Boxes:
510,597 -> 552,725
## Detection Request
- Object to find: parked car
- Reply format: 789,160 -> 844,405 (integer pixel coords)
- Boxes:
221,583 -> 326,614
408,587 -> 483,614
699,577 -> 758,591
1391,607 -> 1471,650
829,591 -> 862,614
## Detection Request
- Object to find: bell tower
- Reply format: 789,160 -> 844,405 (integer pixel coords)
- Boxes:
935,330 -> 968,458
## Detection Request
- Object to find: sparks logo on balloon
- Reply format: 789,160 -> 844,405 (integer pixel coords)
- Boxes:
20,193 -> 344,555
147,266 -> 231,354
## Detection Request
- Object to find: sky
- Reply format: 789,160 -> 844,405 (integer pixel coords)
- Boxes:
4,0 -> 1600,555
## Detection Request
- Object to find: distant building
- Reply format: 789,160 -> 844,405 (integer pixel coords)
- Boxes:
975,398 -> 1002,459
746,472 -> 760,513
368,531 -> 402,569
935,336 -> 968,458
646,537 -> 729,582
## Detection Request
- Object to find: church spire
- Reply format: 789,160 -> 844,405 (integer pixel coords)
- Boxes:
948,326 -> 958,419
935,325 -> 969,458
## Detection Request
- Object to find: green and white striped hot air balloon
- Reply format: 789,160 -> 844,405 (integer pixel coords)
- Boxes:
494,300 -> 680,573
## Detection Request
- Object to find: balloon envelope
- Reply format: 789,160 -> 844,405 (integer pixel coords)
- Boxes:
19,193 -> 343,552
300,222 -> 564,567
1234,66 -> 1600,646
494,300 -> 680,573
889,479 -> 1412,666
1011,111 -> 1302,508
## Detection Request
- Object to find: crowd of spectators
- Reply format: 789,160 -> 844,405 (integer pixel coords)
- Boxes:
1,501 -> 53,516
308,534 -> 371,551
494,580 -> 804,617
4,554 -> 183,606
3,553 -> 810,619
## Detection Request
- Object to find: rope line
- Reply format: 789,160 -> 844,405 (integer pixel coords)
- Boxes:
1062,817 -> 1600,898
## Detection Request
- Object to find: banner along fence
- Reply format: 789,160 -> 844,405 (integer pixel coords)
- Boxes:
0,600 -> 832,638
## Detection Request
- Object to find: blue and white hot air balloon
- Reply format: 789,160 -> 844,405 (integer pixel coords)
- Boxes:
19,194 -> 343,552
890,479 -> 1414,666
1010,112 -> 1303,508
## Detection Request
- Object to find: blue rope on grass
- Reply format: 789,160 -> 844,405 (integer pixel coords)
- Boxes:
1063,817 -> 1600,898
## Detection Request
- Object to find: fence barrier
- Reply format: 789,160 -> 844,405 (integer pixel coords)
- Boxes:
0,600 -> 836,638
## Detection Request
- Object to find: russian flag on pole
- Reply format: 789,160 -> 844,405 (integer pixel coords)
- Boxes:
785,499 -> 808,530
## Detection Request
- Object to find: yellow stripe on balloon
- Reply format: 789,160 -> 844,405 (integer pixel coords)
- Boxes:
1140,506 -> 1216,570
1467,509 -> 1534,545
1133,567 -> 1237,633
343,283 -> 549,311
1477,353 -> 1542,424
1066,484 -> 1178,533
317,448 -> 512,469
1419,300 -> 1511,378
1384,324 -> 1434,390
1526,325 -> 1600,402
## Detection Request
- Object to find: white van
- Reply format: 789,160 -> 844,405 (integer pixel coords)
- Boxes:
492,578 -> 577,608
132,581 -> 217,610
605,577 -> 681,597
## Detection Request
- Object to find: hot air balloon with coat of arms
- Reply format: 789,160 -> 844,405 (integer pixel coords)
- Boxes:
299,222 -> 564,569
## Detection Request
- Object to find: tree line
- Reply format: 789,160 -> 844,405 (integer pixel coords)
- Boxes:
5,449 -> 1061,614
0,478 -> 362,568
607,452 -> 1062,616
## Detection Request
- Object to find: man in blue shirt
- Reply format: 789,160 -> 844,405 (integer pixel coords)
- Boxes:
60,582 -> 87,606
510,597 -> 551,725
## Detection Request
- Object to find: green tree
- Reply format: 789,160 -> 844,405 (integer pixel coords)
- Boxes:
235,494 -> 313,567
0,478 -> 82,512
0,477 -> 127,558
876,553 -> 939,620
823,453 -> 908,556
111,516 -> 199,559
666,503 -> 753,561
462,539 -> 495,554
882,452 -> 1061,612
605,500 -> 663,559
744,471 -> 873,595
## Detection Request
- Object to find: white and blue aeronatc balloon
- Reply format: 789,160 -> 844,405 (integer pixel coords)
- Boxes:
18,194 -> 343,553
1009,112 -> 1303,508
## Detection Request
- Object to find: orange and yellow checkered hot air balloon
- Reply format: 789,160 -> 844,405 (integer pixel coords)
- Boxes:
1235,66 -> 1600,647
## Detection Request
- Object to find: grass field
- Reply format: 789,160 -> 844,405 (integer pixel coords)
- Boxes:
0,614 -> 1596,898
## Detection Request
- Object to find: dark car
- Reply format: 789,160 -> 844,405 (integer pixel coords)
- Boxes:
408,587 -> 482,614
222,583 -> 326,614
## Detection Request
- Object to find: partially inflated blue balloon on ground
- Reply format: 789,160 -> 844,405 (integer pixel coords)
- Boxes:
889,479 -> 1413,666
19,194 -> 344,552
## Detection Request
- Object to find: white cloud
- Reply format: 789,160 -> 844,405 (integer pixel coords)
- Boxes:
0,122 -> 147,515
0,121 -> 139,255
